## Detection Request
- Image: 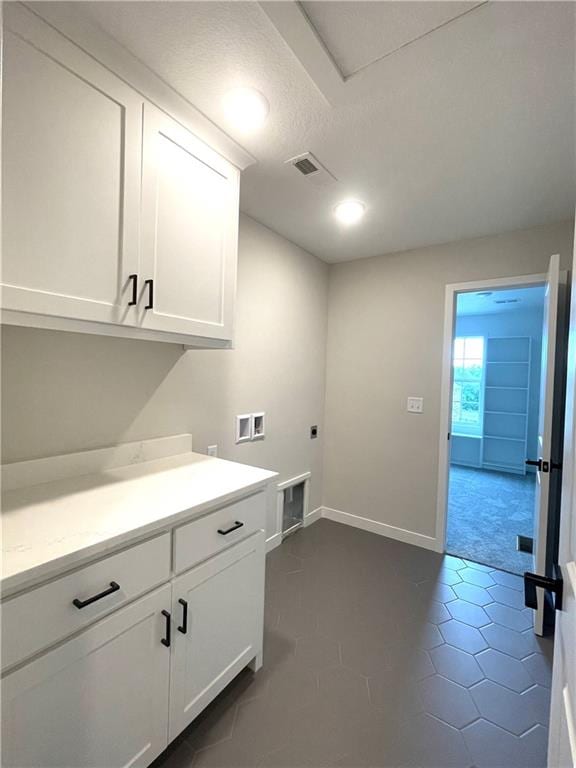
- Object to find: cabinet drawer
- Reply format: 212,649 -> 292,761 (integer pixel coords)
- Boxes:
1,533 -> 171,671
174,492 -> 266,574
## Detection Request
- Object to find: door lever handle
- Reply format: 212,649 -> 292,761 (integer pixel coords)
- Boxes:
524,567 -> 563,611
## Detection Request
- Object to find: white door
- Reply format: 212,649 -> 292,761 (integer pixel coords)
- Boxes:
532,254 -> 562,635
1,6 -> 141,326
169,533 -> 264,742
140,103 -> 239,342
548,237 -> 576,767
1,585 -> 171,768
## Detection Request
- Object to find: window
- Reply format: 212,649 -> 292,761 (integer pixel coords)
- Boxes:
452,336 -> 484,435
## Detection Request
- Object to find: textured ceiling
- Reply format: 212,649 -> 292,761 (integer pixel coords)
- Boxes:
299,1 -> 483,78
77,1 -> 575,263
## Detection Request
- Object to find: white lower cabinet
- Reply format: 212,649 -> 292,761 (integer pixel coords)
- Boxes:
1,585 -> 172,768
1,528 -> 266,768
168,533 -> 265,741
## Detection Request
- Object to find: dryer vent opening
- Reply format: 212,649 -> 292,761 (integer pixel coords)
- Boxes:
282,482 -> 305,538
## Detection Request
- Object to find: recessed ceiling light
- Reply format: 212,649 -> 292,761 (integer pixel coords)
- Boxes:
222,87 -> 269,133
334,199 -> 365,225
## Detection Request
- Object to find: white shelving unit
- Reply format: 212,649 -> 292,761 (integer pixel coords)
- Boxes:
482,336 -> 531,474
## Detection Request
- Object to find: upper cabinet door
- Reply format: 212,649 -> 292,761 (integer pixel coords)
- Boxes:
2,7 -> 142,326
140,104 -> 239,343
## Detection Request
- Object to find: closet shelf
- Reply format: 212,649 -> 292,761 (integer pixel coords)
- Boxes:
485,385 -> 528,391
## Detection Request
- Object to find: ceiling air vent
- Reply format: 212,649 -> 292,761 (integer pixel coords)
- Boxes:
285,152 -> 337,187
294,157 -> 318,175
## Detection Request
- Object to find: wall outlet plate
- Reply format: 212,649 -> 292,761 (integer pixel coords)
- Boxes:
207,445 -> 218,457
236,414 -> 252,443
407,397 -> 424,414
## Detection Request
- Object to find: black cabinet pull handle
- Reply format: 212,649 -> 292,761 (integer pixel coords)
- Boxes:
217,521 -> 244,536
161,610 -> 171,647
178,599 -> 188,634
128,274 -> 138,306
73,581 -> 120,609
144,279 -> 154,310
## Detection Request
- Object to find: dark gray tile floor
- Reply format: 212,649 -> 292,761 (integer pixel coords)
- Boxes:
153,519 -> 553,768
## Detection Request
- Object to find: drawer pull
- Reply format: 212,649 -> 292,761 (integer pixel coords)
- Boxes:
178,598 -> 188,634
161,610 -> 171,647
72,581 -> 120,609
217,521 -> 244,536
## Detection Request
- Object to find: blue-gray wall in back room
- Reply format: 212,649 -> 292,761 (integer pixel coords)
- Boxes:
455,304 -> 545,471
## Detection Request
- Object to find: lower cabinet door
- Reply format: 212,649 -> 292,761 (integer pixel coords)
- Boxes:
169,533 -> 265,741
1,585 -> 172,768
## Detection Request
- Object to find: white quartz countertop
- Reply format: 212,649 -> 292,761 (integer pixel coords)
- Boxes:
2,452 -> 277,595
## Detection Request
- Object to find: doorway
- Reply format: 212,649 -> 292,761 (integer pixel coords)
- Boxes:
446,285 -> 546,574
437,257 -> 566,637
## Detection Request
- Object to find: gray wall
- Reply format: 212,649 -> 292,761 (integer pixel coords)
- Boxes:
1,214 -> 329,516
455,307 -> 544,468
3,215 -> 574,550
323,220 -> 574,542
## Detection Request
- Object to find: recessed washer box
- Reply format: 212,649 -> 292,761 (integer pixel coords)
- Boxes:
235,414 -> 252,443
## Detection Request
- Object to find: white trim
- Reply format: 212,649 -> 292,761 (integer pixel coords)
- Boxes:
277,472 -> 311,491
275,473 -> 311,541
265,506 -> 322,552
321,507 -> 439,552
304,507 -> 321,527
266,532 -> 282,553
1,434 -> 194,491
435,272 -> 547,550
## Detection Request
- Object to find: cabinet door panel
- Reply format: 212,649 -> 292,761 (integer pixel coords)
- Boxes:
1,586 -> 171,768
140,104 -> 239,341
2,8 -> 141,325
169,533 -> 265,741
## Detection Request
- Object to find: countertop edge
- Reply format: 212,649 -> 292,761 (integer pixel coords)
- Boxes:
1,474 -> 277,599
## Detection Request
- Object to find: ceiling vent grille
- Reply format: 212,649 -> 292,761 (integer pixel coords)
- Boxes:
285,152 -> 337,187
294,157 -> 318,175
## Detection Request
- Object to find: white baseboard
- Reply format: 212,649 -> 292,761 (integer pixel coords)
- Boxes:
320,507 -> 440,552
266,532 -> 282,552
304,507 -> 322,527
266,506 -> 321,553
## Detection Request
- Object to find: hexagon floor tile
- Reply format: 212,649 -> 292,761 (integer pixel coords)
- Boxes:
151,519 -> 553,768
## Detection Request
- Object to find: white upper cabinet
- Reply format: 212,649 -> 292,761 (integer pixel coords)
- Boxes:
140,104 -> 239,342
2,11 -> 141,326
1,5 -> 244,347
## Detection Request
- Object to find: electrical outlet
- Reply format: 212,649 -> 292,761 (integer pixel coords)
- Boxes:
407,397 -> 424,414
207,445 -> 218,457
